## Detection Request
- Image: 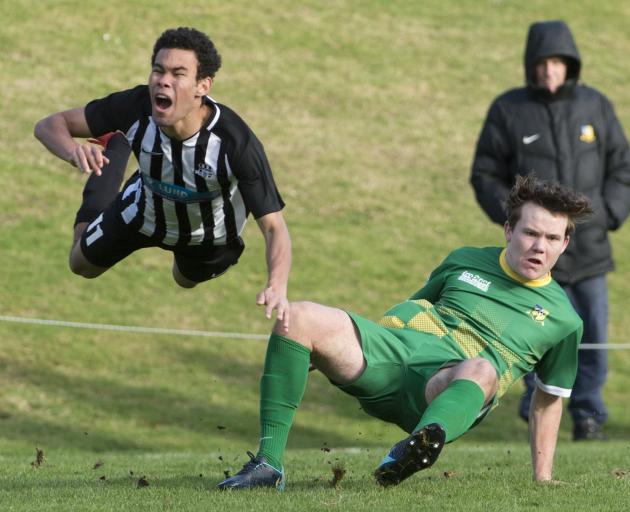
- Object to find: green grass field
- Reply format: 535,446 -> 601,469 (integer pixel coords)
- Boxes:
1,0 -> 630,510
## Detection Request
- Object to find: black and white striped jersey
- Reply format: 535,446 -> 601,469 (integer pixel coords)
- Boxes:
84,85 -> 284,246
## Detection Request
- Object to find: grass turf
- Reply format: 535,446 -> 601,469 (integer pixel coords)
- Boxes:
1,444 -> 629,512
2,0 -> 630,510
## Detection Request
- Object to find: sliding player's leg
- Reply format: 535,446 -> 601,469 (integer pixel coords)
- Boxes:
375,358 -> 498,487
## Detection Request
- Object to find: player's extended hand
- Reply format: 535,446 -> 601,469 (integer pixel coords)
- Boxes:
69,143 -> 110,176
256,286 -> 290,334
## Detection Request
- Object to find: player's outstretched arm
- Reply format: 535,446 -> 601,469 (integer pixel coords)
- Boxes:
528,387 -> 563,481
256,211 -> 292,334
34,107 -> 109,175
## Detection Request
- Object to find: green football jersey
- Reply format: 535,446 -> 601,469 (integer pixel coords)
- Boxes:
379,247 -> 582,398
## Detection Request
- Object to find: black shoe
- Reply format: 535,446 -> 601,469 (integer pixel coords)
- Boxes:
374,423 -> 446,487
573,417 -> 607,441
216,451 -> 285,490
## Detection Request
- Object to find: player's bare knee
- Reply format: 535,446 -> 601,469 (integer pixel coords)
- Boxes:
173,275 -> 198,288
172,264 -> 198,288
273,301 -> 310,334
68,254 -> 85,276
470,358 -> 498,396
472,357 -> 495,373
68,259 -> 102,279
288,301 -> 317,319
68,261 -> 88,277
69,247 -> 108,278
451,358 -> 498,399
273,301 -> 321,345
73,223 -> 88,246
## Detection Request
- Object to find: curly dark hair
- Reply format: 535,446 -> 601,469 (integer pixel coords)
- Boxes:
505,175 -> 593,236
151,27 -> 222,80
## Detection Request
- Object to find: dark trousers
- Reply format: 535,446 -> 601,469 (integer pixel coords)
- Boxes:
520,274 -> 608,425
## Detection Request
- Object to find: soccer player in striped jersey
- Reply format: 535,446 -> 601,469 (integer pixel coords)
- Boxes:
218,176 -> 592,490
35,27 -> 291,330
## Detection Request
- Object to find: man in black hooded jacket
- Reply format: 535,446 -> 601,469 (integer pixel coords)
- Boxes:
470,20 -> 630,440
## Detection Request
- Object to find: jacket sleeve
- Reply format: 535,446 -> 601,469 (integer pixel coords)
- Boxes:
601,95 -> 630,231
470,99 -> 513,225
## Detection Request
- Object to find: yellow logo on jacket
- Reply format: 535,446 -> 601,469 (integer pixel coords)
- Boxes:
528,304 -> 549,325
579,124 -> 596,143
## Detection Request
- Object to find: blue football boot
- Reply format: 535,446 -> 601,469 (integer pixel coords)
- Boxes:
217,451 -> 285,490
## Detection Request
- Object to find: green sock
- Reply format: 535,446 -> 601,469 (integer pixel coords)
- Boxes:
416,379 -> 486,443
257,334 -> 311,471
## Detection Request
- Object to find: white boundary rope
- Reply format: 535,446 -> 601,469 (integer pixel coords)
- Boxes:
2,315 -> 630,349
0,315 -> 267,341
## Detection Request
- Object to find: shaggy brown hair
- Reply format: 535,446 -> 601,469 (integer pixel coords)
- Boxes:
505,175 -> 593,236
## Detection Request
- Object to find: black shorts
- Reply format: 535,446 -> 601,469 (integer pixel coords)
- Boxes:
79,194 -> 245,283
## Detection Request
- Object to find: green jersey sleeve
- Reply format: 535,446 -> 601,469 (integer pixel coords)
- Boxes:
534,324 -> 582,397
409,257 -> 450,303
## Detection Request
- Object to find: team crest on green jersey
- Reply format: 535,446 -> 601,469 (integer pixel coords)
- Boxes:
528,304 -> 549,325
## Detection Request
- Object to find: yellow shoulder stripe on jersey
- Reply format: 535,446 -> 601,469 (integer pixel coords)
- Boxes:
499,249 -> 551,287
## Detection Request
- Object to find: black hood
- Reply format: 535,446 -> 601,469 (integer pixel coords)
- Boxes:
524,20 -> 581,87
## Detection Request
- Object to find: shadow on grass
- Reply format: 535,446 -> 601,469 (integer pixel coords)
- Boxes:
0,342 -> 388,452
3,336 -> 624,455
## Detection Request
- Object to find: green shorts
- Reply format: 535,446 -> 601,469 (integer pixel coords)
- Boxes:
336,311 -> 468,433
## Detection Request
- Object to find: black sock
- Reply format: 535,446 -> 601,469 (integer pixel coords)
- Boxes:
74,133 -> 131,225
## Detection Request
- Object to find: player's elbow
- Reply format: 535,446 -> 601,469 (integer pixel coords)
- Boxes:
68,263 -> 99,279
34,115 -> 57,144
68,256 -> 104,279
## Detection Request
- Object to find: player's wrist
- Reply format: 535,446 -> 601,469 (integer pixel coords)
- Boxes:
64,143 -> 80,166
265,280 -> 287,296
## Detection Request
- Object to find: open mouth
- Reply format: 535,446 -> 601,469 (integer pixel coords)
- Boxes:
527,257 -> 542,266
154,93 -> 173,110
